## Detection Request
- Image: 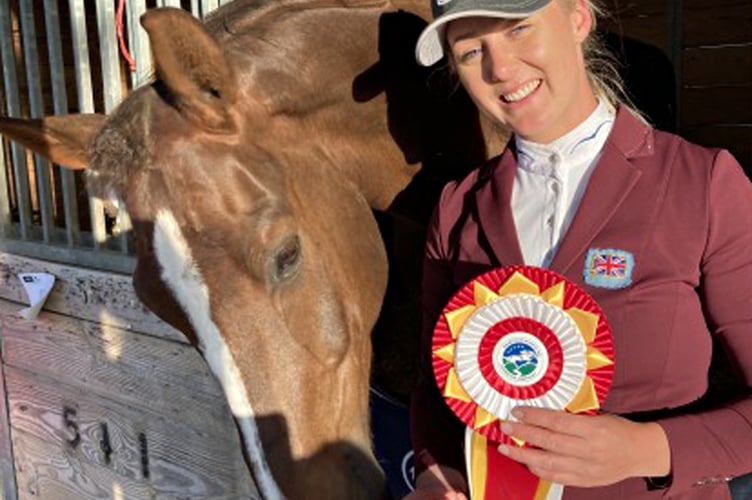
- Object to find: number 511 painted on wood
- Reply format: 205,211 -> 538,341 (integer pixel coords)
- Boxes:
62,405 -> 150,480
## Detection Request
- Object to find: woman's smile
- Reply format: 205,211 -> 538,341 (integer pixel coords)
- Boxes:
500,79 -> 542,103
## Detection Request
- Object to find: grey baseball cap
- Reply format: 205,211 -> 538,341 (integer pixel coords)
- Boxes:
415,0 -> 553,66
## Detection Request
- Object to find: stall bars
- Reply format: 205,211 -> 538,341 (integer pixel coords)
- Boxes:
0,0 -> 233,273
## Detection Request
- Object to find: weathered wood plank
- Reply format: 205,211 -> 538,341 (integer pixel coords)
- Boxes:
1,311 -> 233,434
602,0 -> 667,17
684,0 -> 750,10
680,86 -> 752,127
0,323 -> 18,500
13,428 -> 158,500
601,13 -> 669,55
683,4 -> 752,47
0,252 -> 184,343
5,367 -> 256,499
683,45 -> 752,86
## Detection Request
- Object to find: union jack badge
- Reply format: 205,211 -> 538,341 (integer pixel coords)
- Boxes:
583,248 -> 634,289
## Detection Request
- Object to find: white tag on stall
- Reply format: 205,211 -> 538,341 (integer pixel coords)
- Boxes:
18,272 -> 56,320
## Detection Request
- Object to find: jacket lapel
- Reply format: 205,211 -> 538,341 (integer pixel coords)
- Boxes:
476,148 -> 525,266
548,146 -> 641,274
549,108 -> 650,274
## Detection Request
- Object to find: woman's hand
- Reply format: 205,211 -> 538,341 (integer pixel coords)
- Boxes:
497,407 -> 671,487
401,451 -> 469,500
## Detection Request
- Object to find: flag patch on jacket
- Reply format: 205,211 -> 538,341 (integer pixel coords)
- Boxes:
583,248 -> 634,289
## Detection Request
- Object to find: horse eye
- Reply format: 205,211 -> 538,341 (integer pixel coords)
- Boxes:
272,236 -> 301,283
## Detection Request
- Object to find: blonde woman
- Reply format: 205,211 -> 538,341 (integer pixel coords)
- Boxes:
407,0 -> 752,498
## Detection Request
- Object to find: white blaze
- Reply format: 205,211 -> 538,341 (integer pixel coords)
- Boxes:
153,208 -> 283,500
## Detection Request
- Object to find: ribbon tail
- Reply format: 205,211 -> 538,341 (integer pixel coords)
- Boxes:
465,428 -> 488,499
465,428 -> 563,500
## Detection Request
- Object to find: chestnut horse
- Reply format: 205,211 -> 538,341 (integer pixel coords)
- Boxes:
0,0 -> 502,497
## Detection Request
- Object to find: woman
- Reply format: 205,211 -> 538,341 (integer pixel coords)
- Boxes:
407,0 -> 752,498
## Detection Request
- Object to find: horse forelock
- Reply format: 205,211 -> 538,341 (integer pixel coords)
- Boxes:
86,86 -> 155,200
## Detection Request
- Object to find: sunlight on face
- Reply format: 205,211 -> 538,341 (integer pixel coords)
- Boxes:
446,0 -> 597,144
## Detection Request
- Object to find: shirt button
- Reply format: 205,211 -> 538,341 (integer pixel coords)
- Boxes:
547,215 -> 554,226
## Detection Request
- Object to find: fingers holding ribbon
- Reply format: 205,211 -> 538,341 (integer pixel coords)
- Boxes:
497,408 -> 671,487
500,408 -> 586,456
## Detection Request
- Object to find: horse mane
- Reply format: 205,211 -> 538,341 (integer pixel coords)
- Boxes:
203,0 -> 391,39
86,86 -> 154,199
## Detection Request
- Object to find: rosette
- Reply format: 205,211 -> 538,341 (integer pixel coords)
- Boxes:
431,265 -> 615,499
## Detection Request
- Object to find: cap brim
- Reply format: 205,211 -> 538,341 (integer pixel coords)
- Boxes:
415,6 -> 545,66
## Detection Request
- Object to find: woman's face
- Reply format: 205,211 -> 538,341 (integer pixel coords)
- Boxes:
446,0 -> 596,144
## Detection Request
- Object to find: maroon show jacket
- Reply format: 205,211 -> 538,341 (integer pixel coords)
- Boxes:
411,107 -> 752,499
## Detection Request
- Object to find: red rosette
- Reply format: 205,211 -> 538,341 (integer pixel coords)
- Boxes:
431,265 -> 615,444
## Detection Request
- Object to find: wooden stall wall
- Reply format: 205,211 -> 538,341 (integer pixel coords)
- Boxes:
603,0 -> 752,174
681,0 -> 752,173
0,254 -> 256,499
1,2 -> 253,498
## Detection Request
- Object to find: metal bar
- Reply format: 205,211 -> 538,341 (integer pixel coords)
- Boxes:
0,237 -> 136,275
0,72 -> 10,236
0,134 -> 10,237
95,1 -> 122,114
0,47 -> 9,236
121,0 -> 152,257
68,0 -> 96,114
69,0 -> 107,249
19,0 -> 55,243
96,0 -> 133,255
201,0 -> 219,18
0,0 -> 33,239
126,0 -> 151,89
44,0 -> 80,247
191,0 -> 201,17
159,0 -> 183,7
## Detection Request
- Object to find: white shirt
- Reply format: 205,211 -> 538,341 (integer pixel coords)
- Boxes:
512,100 -> 616,267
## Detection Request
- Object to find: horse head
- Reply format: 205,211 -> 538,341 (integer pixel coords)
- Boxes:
0,0 -> 499,497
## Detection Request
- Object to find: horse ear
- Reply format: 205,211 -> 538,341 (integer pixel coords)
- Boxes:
0,114 -> 106,170
141,8 -> 238,134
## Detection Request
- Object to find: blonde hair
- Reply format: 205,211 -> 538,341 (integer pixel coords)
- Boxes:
570,0 -> 630,109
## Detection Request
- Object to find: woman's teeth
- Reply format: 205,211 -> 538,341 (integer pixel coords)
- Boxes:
502,79 -> 541,102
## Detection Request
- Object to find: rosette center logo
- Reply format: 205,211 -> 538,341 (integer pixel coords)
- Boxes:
493,332 -> 549,386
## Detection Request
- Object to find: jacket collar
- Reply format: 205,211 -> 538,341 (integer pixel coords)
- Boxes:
607,106 -> 655,160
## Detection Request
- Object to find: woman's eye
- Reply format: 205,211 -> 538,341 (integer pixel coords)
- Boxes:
457,47 -> 482,64
510,24 -> 530,37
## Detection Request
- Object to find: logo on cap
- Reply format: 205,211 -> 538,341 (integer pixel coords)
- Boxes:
436,0 -> 453,6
